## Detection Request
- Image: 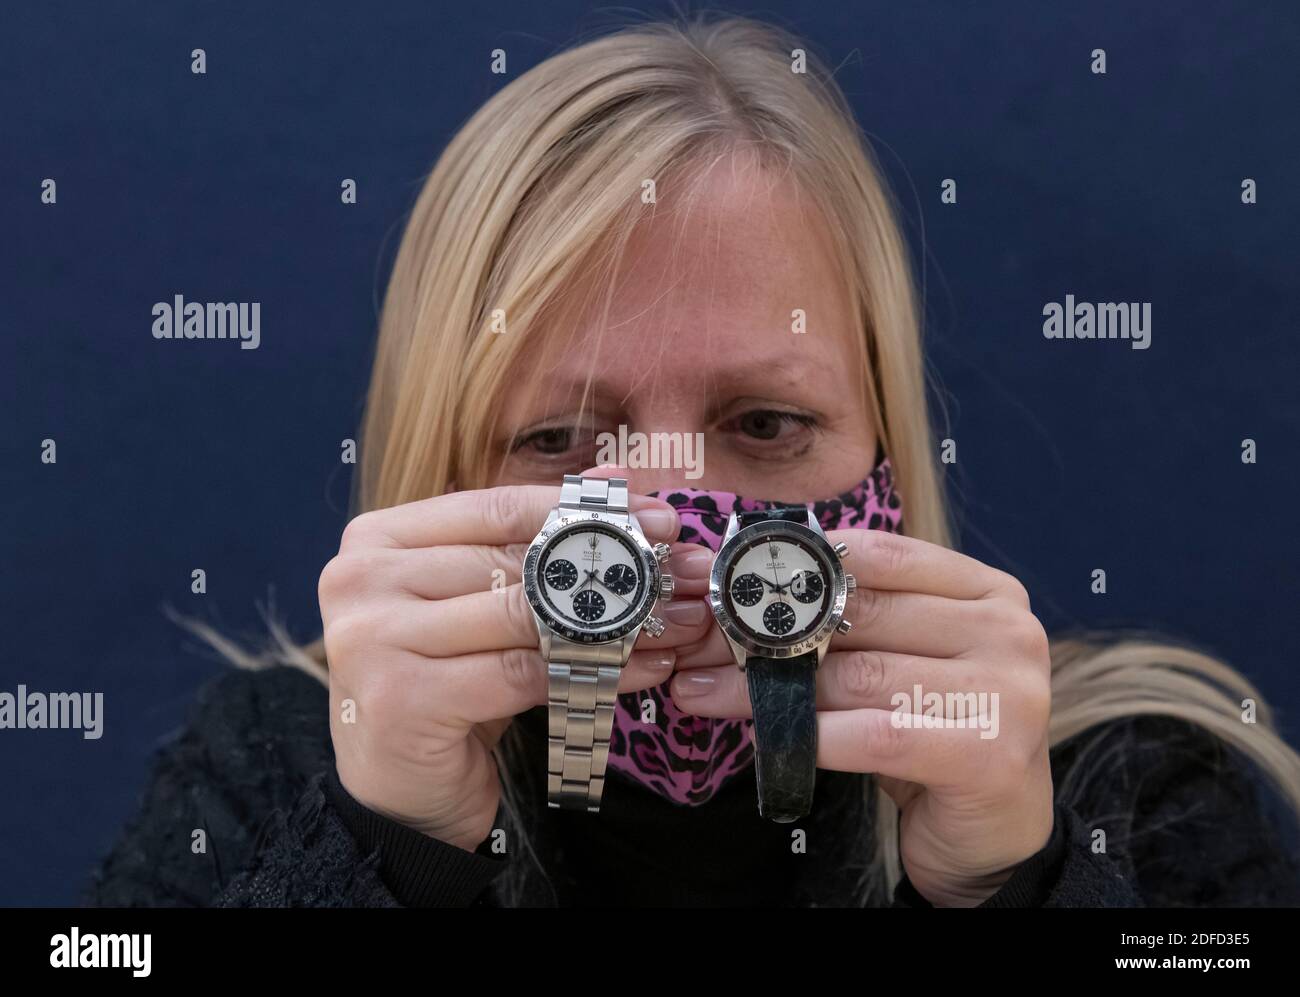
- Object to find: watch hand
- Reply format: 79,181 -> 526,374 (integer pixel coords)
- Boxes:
585,569 -> 631,607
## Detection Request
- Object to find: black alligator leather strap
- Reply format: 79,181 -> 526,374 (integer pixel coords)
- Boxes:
737,506 -> 810,528
733,505 -> 819,821
745,652 -> 818,822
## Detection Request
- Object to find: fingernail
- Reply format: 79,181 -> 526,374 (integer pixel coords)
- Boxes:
636,508 -> 678,538
672,672 -> 715,697
661,599 -> 708,627
672,547 -> 714,580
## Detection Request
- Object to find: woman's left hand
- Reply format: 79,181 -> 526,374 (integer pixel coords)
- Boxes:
670,529 -> 1055,907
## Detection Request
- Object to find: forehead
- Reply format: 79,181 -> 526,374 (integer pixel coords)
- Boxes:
516,158 -> 860,404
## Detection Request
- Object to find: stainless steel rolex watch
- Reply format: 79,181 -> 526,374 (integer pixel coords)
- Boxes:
523,474 -> 674,812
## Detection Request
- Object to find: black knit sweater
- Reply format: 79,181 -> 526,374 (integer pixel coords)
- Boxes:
84,664 -> 1300,907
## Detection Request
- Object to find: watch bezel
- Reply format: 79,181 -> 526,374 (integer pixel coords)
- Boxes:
708,518 -> 847,659
524,511 -> 661,644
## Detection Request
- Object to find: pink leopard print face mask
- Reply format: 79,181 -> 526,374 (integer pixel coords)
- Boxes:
607,454 -> 904,805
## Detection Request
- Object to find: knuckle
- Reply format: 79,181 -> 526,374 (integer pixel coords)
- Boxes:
852,587 -> 890,631
502,584 -> 538,643
480,543 -> 521,585
860,709 -> 907,758
318,555 -> 349,604
323,612 -> 378,663
502,542 -> 530,571
840,651 -> 886,702
982,598 -> 1025,639
483,486 -> 525,535
1012,613 -> 1050,662
868,530 -> 909,577
318,552 -> 378,603
1017,670 -> 1053,731
323,613 -> 395,665
340,511 -> 382,550
996,571 -> 1031,608
498,648 -> 542,698
873,531 -> 910,576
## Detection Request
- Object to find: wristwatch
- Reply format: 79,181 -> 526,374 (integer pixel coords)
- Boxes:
708,507 -> 855,822
523,474 -> 674,812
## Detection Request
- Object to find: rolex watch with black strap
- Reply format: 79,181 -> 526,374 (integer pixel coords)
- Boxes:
708,506 -> 855,822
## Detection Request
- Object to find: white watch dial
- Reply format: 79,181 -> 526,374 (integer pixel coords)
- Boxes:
539,525 -> 646,631
724,537 -> 830,643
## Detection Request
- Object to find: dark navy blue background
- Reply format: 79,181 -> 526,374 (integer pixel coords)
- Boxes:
3,1 -> 1298,905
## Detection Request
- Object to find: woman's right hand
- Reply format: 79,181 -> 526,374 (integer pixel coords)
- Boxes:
319,484 -> 710,853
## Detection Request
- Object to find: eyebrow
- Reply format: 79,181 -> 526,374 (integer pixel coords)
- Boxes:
535,353 -> 823,402
703,352 -> 837,392
516,344 -> 847,426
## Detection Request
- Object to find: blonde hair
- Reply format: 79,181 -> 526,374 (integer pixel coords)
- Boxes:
225,13 -> 1300,903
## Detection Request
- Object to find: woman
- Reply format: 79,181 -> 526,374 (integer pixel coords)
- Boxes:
89,14 -> 1300,907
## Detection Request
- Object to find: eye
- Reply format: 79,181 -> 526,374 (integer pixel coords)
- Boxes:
519,426 -> 578,455
723,408 -> 819,441
735,409 -> 810,440
506,422 -> 605,477
717,408 -> 821,462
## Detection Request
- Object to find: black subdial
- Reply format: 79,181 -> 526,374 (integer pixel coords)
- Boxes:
730,572 -> 765,607
789,569 -> 824,604
544,558 -> 578,591
572,589 -> 606,622
603,563 -> 638,596
762,602 -> 797,636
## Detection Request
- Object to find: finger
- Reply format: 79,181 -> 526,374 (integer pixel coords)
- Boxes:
817,707 -> 1000,786
664,543 -> 714,597
676,588 -> 1002,661
669,650 -> 988,716
320,544 -> 527,609
673,625 -> 734,670
831,529 -> 1029,606
633,596 -> 712,647
386,585 -> 713,658
364,543 -> 531,600
668,663 -> 747,714
817,650 -> 988,711
341,539 -> 709,604
388,646 -> 680,728
835,588 -> 1017,658
667,666 -> 1006,788
342,484 -> 680,551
